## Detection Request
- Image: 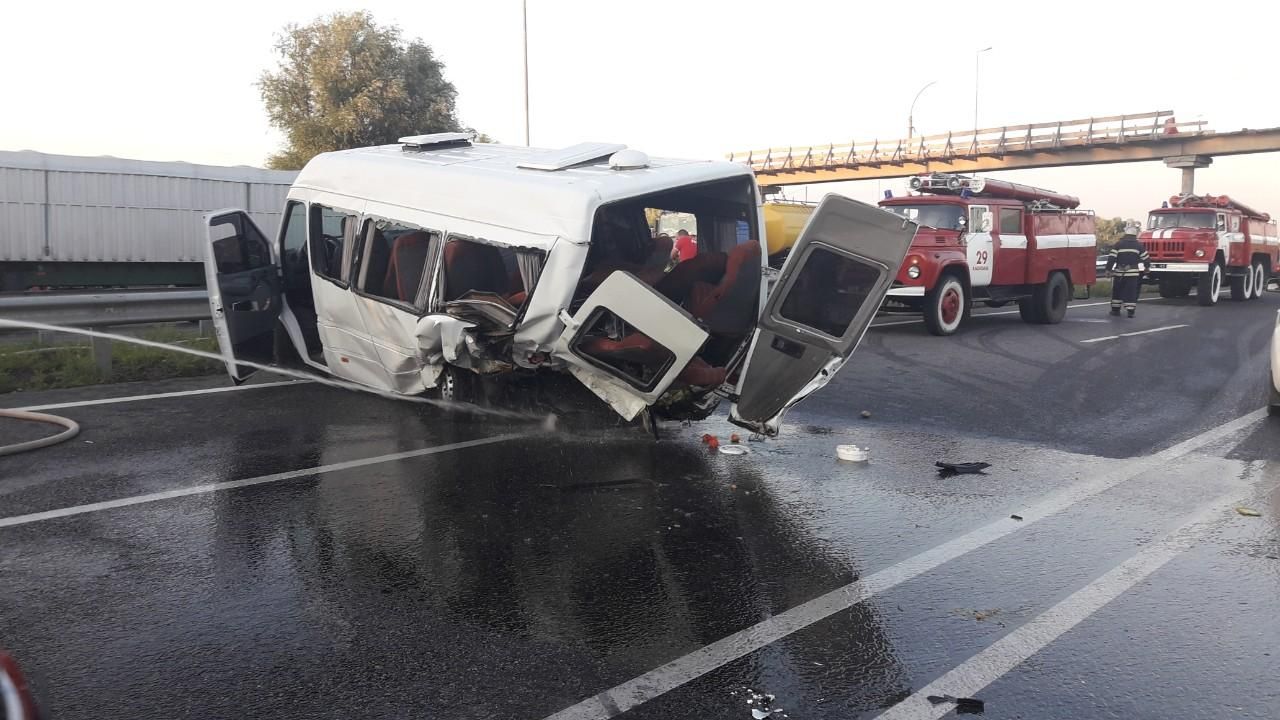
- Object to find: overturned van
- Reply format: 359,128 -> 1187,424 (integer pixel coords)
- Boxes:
203,134 -> 915,435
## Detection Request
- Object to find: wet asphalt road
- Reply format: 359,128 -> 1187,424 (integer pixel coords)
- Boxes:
2,294 -> 1278,719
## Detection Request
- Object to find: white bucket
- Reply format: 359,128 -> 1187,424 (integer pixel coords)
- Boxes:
836,444 -> 869,462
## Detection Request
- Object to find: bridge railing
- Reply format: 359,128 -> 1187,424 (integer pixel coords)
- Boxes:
729,111 -> 1210,176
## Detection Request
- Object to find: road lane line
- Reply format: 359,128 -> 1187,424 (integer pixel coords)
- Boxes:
0,433 -> 527,529
1080,324 -> 1188,344
873,484 -> 1258,720
537,408 -> 1266,720
10,380 -> 308,412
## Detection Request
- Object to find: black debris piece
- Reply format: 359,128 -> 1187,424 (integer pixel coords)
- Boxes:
936,461 -> 992,477
926,695 -> 985,714
1010,514 -> 1024,521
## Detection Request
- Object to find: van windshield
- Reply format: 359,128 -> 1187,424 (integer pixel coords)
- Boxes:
885,204 -> 966,230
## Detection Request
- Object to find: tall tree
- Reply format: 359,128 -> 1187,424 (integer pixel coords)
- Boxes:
259,11 -> 465,169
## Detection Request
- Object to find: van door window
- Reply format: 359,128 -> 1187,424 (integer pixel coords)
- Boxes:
777,245 -> 879,338
309,204 -> 358,285
357,219 -> 439,310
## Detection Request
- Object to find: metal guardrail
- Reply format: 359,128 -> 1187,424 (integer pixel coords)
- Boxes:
729,110 -> 1209,177
0,289 -> 213,377
0,289 -> 210,328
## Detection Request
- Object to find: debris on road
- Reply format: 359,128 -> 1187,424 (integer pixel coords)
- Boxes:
926,694 -> 985,713
936,461 -> 992,477
1010,514 -> 1024,521
719,445 -> 750,456
836,444 -> 869,462
1236,507 -> 1262,517
731,433 -> 742,444
701,433 -> 720,450
731,688 -> 789,719
861,410 -> 872,418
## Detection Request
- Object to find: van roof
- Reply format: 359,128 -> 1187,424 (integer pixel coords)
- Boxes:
292,142 -> 755,243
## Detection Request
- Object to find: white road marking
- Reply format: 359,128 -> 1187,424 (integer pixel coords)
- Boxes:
873,485 -> 1255,720
9,380 -> 307,412
870,300 -> 1151,329
1080,324 -> 1188,344
538,408 -> 1266,720
0,433 -> 527,529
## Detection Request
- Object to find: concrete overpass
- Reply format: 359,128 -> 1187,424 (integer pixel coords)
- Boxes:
729,111 -> 1280,193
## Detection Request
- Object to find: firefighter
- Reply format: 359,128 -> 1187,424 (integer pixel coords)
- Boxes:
1107,221 -> 1150,317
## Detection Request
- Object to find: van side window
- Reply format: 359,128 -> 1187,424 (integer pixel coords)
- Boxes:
999,207 -> 1022,234
279,201 -> 307,274
442,237 -> 531,308
359,219 -> 439,309
309,204 -> 358,284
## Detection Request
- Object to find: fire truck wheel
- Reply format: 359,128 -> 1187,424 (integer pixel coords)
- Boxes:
1250,261 -> 1266,299
1017,298 -> 1040,323
1031,272 -> 1070,324
1197,263 -> 1222,306
1229,265 -> 1252,302
924,275 -> 967,336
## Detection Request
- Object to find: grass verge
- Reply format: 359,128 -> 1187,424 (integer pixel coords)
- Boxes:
0,327 -> 223,394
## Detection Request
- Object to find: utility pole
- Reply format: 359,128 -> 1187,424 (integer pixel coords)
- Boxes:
522,0 -> 530,145
974,46 -> 992,131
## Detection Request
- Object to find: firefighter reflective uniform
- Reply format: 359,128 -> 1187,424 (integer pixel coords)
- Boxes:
1106,233 -> 1150,317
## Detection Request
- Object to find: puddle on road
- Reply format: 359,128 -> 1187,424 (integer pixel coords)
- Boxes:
0,318 -> 551,423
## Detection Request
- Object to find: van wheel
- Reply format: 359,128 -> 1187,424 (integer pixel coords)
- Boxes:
1271,371 -> 1280,415
1196,263 -> 1222,306
434,366 -> 474,403
1250,261 -> 1266,299
923,274 -> 966,336
1031,272 -> 1070,324
1230,265 -> 1252,302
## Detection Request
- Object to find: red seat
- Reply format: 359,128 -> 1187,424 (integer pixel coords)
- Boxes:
444,241 -> 510,302
383,231 -> 433,302
685,241 -> 761,335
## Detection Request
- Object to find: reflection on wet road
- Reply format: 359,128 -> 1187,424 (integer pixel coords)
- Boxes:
2,294 -> 1278,719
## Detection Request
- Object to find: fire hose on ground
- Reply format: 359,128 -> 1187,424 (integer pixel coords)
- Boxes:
0,409 -> 81,457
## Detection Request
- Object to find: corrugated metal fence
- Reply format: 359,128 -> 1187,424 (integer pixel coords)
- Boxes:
0,151 -> 298,264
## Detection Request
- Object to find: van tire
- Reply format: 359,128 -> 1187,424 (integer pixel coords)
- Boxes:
923,274 -> 967,336
1197,263 -> 1222,306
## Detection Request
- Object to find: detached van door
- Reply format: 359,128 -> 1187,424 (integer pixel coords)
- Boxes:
730,195 -> 916,435
203,210 -> 282,384
552,270 -> 709,421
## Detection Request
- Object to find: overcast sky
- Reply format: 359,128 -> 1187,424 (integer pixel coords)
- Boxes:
3,0 -> 1276,219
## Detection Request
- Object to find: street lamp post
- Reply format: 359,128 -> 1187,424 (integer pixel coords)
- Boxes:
908,80 -> 937,140
522,0 -> 531,146
974,46 -> 992,132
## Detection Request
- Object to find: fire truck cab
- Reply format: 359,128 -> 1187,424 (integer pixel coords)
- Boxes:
878,173 -> 1098,335
1141,194 -> 1278,305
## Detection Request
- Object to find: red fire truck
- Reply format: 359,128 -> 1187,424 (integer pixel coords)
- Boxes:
878,173 -> 1098,335
1141,194 -> 1278,305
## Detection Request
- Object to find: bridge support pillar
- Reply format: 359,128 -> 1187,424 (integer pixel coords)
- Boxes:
1164,155 -> 1213,195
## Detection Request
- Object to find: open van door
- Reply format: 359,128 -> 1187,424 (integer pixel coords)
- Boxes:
553,271 -> 710,421
203,210 -> 282,384
730,195 -> 916,436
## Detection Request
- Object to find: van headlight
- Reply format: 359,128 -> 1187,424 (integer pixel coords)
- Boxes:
1194,249 -> 1205,257
907,265 -> 922,279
